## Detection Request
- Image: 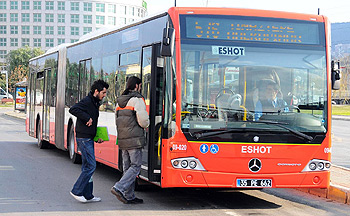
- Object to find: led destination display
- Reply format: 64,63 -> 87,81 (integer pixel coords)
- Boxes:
184,16 -> 321,45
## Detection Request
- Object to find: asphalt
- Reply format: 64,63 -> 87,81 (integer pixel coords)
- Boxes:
2,107 -> 350,205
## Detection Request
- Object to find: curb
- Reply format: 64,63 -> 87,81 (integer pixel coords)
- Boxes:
332,115 -> 350,121
296,183 -> 350,205
4,111 -> 26,120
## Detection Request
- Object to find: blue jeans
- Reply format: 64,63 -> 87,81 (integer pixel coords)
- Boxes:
71,138 -> 96,200
113,148 -> 142,200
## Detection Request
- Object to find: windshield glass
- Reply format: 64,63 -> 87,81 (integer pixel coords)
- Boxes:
180,17 -> 327,134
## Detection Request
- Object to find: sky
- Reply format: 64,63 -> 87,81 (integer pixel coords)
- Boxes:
145,0 -> 350,23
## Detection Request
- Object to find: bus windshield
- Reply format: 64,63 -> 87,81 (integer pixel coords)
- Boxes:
180,16 -> 327,135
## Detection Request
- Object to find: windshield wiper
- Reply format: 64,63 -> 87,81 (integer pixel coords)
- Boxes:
191,120 -> 314,142
255,120 -> 314,142
191,128 -> 242,139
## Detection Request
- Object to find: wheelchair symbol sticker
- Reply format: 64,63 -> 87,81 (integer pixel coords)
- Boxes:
199,144 -> 209,154
210,144 -> 219,154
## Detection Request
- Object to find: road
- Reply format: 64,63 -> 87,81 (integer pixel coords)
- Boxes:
331,119 -> 350,168
1,110 -> 350,215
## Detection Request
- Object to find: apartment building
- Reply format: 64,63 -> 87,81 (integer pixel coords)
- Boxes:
0,0 -> 147,62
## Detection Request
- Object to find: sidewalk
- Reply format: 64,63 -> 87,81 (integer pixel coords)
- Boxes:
2,107 -> 350,204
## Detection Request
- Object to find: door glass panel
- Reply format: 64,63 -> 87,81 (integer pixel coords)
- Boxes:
141,46 -> 152,173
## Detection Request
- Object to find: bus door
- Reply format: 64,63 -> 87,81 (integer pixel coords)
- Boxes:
140,44 -> 163,182
29,71 -> 35,137
42,68 -> 52,141
35,71 -> 44,137
78,59 -> 92,100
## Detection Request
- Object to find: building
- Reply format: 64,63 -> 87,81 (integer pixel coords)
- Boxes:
0,0 -> 147,63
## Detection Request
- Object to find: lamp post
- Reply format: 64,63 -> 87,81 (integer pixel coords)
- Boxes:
1,70 -> 8,98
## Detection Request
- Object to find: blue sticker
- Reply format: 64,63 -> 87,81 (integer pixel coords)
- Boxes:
210,144 -> 219,154
199,144 -> 209,154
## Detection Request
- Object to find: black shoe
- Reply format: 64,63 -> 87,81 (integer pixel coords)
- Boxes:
110,187 -> 128,204
127,197 -> 143,204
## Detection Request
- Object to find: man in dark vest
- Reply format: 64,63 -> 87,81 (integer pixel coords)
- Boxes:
111,76 -> 149,204
69,79 -> 109,203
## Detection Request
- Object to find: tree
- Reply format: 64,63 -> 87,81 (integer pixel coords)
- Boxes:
4,46 -> 44,92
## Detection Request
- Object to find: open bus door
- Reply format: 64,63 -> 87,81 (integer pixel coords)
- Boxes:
139,43 -> 163,183
42,68 -> 51,141
28,71 -> 35,137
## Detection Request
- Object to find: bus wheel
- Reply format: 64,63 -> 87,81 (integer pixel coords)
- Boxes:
37,121 -> 48,149
68,126 -> 81,164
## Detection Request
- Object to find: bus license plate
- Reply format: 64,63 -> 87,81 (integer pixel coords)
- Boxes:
237,179 -> 272,188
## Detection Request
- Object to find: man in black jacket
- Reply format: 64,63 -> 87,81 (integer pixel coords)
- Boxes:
69,79 -> 109,203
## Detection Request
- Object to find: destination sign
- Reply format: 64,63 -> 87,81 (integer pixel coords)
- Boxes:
184,16 -> 321,45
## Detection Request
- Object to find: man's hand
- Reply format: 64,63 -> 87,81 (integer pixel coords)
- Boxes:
96,138 -> 104,143
86,118 -> 93,127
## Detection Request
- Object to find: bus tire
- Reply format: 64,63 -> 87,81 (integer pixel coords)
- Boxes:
68,126 -> 81,164
37,121 -> 49,149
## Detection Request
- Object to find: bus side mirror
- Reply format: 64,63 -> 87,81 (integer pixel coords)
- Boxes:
331,60 -> 341,90
161,27 -> 175,57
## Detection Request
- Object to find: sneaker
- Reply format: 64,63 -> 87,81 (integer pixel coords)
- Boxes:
70,191 -> 87,203
86,196 -> 101,202
127,197 -> 143,204
111,187 -> 128,204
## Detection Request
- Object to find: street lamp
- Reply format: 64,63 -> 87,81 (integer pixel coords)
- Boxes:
1,70 -> 8,98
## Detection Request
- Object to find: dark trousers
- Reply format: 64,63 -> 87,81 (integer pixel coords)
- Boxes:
71,138 -> 96,200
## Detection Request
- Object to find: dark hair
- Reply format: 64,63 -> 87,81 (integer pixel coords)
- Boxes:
91,79 -> 109,93
122,76 -> 141,95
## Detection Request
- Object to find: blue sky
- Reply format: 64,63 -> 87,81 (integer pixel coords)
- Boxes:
145,0 -> 350,23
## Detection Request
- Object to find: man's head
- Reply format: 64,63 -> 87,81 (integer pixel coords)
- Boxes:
126,76 -> 142,93
258,79 -> 279,101
91,79 -> 109,101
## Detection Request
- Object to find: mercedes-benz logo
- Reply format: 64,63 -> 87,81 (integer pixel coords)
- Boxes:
248,158 -> 262,172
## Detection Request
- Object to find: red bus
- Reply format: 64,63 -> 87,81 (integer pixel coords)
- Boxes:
26,7 -> 341,188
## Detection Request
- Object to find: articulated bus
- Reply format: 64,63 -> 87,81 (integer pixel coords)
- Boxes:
26,7 -> 341,189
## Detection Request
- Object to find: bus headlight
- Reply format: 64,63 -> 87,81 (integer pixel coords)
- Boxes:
189,161 -> 197,169
317,162 -> 325,170
309,162 -> 317,170
171,157 -> 206,171
181,160 -> 188,168
302,159 -> 331,172
172,160 -> 179,167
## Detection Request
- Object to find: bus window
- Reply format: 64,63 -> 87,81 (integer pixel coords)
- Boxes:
116,51 -> 141,97
66,62 -> 79,107
181,44 -> 327,132
101,53 -> 118,112
141,46 -> 152,105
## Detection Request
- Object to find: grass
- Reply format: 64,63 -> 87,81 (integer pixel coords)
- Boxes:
332,105 -> 350,116
0,102 -> 14,107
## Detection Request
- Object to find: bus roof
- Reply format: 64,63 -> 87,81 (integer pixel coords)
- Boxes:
30,7 -> 327,62
29,10 -> 168,62
173,7 -> 326,22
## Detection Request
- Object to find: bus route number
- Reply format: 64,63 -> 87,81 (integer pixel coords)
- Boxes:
171,143 -> 187,152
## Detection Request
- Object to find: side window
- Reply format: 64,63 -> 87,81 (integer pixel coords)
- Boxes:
116,50 -> 141,98
36,71 -> 44,106
78,59 -> 92,100
101,53 -> 118,112
66,61 -> 79,107
141,46 -> 152,106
